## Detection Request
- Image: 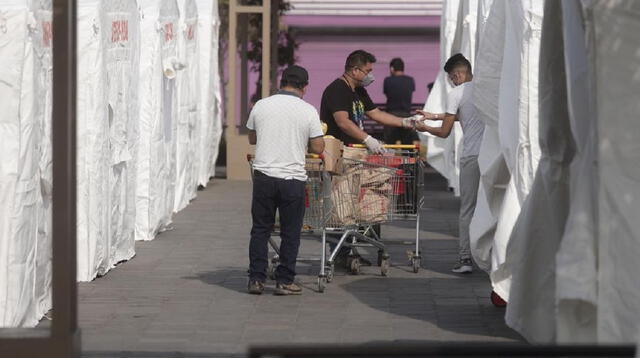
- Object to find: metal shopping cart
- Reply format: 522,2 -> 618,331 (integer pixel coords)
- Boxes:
248,145 -> 424,293
349,144 -> 426,274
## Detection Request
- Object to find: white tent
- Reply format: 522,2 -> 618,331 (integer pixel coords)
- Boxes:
469,0 -> 507,272
591,0 -> 640,343
196,0 -> 222,187
174,0 -> 199,212
419,0 -> 461,195
135,0 -> 180,241
0,0 -> 40,327
76,0 -> 140,281
486,0 -> 544,301
478,0 -> 640,344
31,0 -> 53,324
1,0 -> 222,328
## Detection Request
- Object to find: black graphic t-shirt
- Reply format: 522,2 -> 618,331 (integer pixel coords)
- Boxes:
320,78 -> 377,144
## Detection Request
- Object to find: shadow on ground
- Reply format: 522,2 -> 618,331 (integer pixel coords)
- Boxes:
340,276 -> 521,341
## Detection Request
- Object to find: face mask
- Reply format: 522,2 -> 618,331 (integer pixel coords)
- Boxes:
361,72 -> 375,87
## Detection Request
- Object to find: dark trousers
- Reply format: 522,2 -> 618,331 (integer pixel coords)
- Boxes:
249,171 -> 306,284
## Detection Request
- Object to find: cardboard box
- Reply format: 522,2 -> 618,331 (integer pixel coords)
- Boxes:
305,158 -> 323,172
343,146 -> 368,160
321,137 -> 344,175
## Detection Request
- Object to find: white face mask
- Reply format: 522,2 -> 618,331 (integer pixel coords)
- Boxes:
361,72 -> 375,87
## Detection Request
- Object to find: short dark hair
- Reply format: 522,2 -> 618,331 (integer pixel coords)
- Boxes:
444,53 -> 472,74
345,50 -> 376,72
280,79 -> 306,90
390,58 -> 404,72
280,65 -> 308,90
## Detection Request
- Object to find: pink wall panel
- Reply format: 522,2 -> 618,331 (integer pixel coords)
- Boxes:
291,33 -> 440,109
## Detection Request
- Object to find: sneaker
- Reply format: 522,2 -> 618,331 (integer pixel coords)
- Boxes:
274,282 -> 302,296
248,280 -> 265,295
452,258 -> 473,274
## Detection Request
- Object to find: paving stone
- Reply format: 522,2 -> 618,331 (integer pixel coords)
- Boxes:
70,172 -> 522,357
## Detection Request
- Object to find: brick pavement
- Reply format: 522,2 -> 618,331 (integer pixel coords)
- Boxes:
79,167 -> 522,357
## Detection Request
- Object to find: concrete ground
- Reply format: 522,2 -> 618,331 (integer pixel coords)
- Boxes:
79,167 -> 522,357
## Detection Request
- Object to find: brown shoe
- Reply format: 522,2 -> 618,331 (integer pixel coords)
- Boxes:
248,280 -> 265,295
274,282 -> 302,296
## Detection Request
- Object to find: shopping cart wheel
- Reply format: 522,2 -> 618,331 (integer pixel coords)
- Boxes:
317,276 -> 326,293
380,257 -> 390,276
411,257 -> 421,273
326,263 -> 335,283
268,257 -> 279,280
349,257 -> 361,275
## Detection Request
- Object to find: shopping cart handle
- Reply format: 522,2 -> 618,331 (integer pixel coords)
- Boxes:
349,144 -> 419,150
250,153 -> 323,160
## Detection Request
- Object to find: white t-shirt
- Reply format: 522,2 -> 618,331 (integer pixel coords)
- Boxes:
247,92 -> 324,181
446,81 -> 484,158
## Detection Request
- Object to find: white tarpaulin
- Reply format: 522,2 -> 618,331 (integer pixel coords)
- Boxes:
31,0 -> 53,324
594,0 -> 640,343
502,0 -> 573,342
555,0 -> 599,343
469,0 -> 508,272
174,0 -> 199,212
0,0 -> 39,327
419,0 -> 461,194
465,0 -> 544,302
77,0 -> 139,281
502,0 -> 640,344
1,0 -> 222,327
196,0 -> 222,186
135,0 -> 179,242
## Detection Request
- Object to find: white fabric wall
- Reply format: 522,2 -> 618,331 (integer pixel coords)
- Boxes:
1,0 -> 221,327
469,0 -> 508,272
134,0 -> 180,241
474,0 -> 640,344
196,0 -> 222,186
503,0 -> 573,342
31,0 -> 53,323
488,0 -> 544,301
174,0 -> 199,212
555,0 -> 598,343
419,0 -> 461,194
0,0 -> 38,327
594,0 -> 640,343
77,0 -> 108,281
77,0 -> 139,282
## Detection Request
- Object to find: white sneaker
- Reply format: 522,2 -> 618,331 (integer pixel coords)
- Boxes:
452,258 -> 473,274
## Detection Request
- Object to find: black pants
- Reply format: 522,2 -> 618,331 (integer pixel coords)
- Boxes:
249,171 -> 306,284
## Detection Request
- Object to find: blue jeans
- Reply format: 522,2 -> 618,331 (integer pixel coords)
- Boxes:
249,171 -> 306,284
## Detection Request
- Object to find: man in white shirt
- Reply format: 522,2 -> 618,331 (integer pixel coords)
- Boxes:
246,65 -> 325,295
416,53 -> 484,274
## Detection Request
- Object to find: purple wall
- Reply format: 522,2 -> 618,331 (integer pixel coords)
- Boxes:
281,15 -> 441,110
291,33 -> 440,109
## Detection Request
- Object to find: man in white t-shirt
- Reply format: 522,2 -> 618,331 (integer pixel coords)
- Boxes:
416,53 -> 484,274
246,65 -> 325,295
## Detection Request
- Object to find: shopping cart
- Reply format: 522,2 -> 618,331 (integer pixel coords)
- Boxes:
248,145 -> 424,292
348,144 -> 426,273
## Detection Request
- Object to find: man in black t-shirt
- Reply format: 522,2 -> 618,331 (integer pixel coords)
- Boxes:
383,57 -> 418,145
320,50 -> 422,153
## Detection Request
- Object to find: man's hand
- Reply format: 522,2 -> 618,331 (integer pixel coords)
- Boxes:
416,110 -> 444,121
402,114 -> 428,129
363,135 -> 386,154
